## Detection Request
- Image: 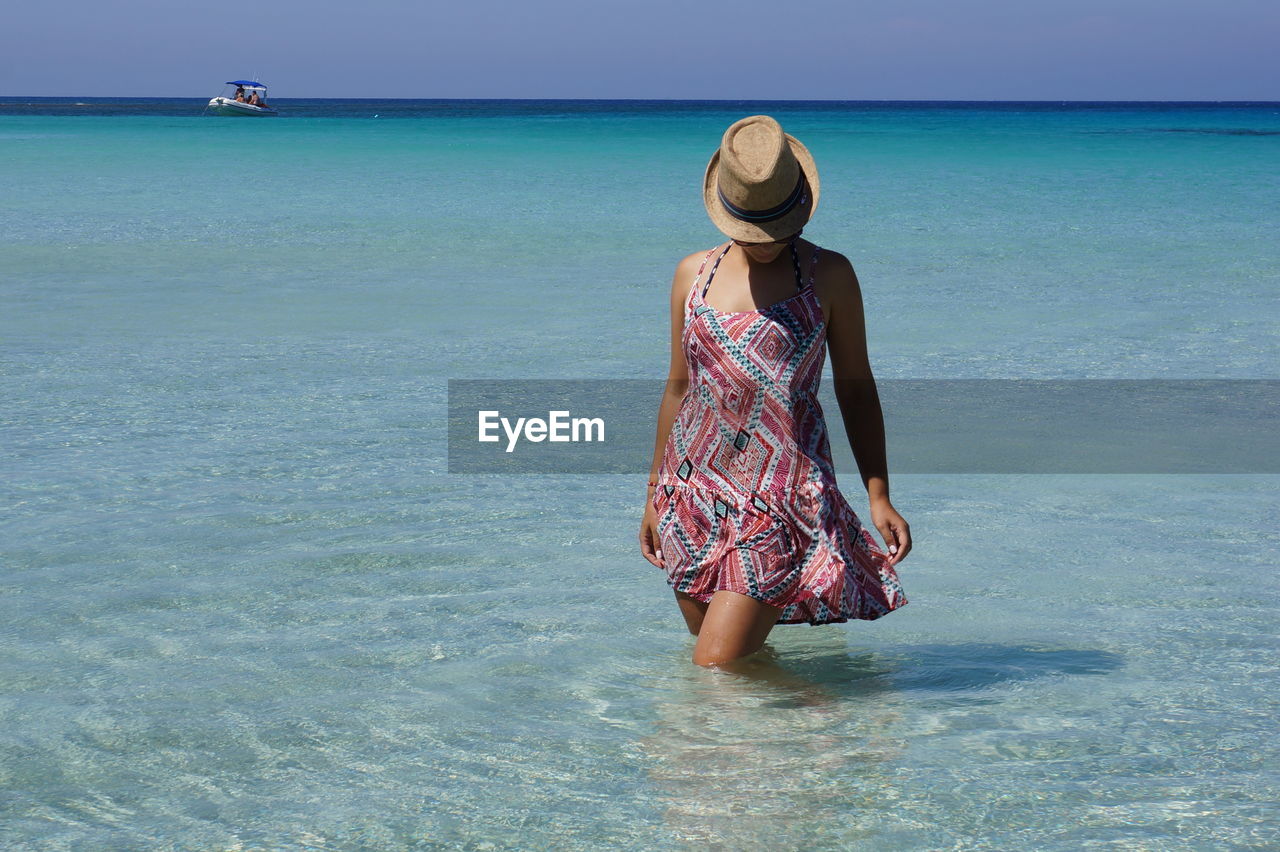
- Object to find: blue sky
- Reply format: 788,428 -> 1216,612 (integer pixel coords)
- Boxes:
2,0 -> 1276,99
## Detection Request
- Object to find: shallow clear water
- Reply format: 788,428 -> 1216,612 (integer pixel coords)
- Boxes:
2,100 -> 1278,849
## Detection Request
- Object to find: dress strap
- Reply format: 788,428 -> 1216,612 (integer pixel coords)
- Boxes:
789,242 -> 821,288
698,242 -> 734,301
693,248 -> 714,279
686,248 -> 715,310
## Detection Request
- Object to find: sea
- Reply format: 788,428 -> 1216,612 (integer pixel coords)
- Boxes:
1,98 -> 1277,849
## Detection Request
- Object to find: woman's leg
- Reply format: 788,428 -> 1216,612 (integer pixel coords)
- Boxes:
673,590 -> 709,635
690,590 -> 783,668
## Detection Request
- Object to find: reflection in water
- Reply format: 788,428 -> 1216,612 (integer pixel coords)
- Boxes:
637,630 -> 909,847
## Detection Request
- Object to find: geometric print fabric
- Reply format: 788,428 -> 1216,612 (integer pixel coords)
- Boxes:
652,241 -> 909,625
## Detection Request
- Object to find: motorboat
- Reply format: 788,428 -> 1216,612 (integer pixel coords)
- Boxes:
206,80 -> 278,116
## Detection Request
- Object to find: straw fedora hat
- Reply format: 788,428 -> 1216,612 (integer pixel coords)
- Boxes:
703,115 -> 820,242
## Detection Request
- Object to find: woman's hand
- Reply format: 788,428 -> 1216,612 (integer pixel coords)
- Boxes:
868,498 -> 911,567
639,493 -> 664,568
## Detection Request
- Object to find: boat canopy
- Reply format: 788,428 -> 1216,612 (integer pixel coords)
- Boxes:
225,80 -> 267,90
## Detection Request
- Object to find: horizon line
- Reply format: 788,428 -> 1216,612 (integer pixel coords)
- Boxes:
3,95 -> 1279,104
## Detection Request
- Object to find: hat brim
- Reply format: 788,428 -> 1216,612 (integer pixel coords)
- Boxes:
703,133 -> 821,242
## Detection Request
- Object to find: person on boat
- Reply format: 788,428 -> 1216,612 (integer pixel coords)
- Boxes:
234,87 -> 247,103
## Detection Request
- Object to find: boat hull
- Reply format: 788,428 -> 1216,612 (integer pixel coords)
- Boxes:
206,97 -> 277,116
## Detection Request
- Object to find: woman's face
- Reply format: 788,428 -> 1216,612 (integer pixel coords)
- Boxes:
734,235 -> 795,264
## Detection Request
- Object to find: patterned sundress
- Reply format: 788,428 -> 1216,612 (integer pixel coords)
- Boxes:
651,240 -> 909,625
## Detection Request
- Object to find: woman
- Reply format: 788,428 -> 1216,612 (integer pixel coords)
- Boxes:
640,115 -> 911,669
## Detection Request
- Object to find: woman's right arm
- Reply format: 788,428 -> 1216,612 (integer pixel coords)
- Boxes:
639,252 -> 702,567
646,252 -> 702,488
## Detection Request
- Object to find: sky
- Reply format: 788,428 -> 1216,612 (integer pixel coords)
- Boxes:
2,0 -> 1277,99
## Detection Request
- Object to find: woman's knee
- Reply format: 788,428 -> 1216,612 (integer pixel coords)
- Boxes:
691,640 -> 764,668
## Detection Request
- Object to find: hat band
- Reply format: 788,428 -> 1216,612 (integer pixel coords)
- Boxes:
716,172 -> 807,223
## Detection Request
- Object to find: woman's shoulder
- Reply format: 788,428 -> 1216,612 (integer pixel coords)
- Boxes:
667,247 -> 715,307
670,245 -> 724,287
801,239 -> 850,267
676,245 -> 722,270
805,242 -> 860,307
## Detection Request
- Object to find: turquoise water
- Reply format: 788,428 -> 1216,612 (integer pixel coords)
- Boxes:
2,100 -> 1278,848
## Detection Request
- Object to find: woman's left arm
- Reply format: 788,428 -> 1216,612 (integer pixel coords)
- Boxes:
822,251 -> 911,565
